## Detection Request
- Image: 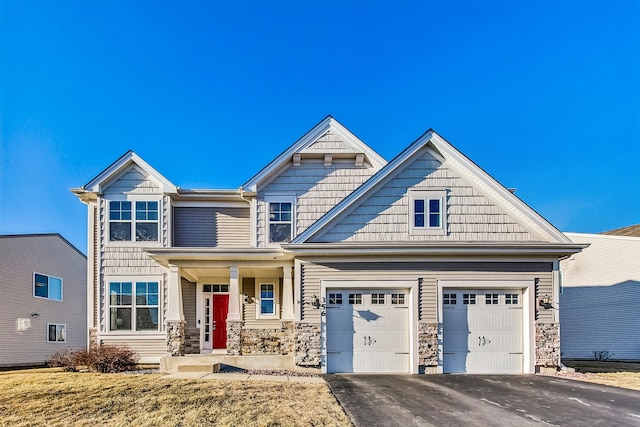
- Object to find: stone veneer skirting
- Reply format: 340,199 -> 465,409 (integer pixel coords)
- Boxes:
166,320 -> 185,356
294,323 -> 321,367
240,322 -> 294,355
226,321 -> 242,356
184,327 -> 200,355
418,322 -> 438,367
89,328 -> 98,348
535,322 -> 560,368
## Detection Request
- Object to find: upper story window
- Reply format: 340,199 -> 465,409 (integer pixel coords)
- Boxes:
34,273 -> 62,301
109,200 -> 159,242
269,201 -> 293,243
408,189 -> 446,235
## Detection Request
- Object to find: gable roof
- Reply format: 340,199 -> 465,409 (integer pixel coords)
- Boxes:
602,224 -> 640,237
292,129 -> 573,244
78,150 -> 177,195
242,116 -> 387,191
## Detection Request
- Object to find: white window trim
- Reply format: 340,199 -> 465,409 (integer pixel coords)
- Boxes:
47,323 -> 66,343
408,189 -> 447,236
264,194 -> 296,246
106,195 -> 163,246
33,272 -> 63,302
105,276 -> 163,334
255,279 -> 280,320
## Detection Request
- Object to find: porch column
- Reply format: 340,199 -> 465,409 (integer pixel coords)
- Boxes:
166,264 -> 185,356
281,265 -> 294,321
228,266 -> 241,321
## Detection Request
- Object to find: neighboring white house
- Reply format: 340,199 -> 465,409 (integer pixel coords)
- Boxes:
560,232 -> 640,360
72,116 -> 584,373
0,234 -> 87,367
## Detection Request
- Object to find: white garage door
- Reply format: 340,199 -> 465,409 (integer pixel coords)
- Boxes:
325,289 -> 410,373
443,290 -> 523,374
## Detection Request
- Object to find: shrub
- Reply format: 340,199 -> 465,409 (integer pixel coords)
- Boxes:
593,350 -> 614,361
48,345 -> 139,373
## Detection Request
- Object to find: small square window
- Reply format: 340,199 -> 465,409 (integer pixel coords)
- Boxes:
463,294 -> 476,305
443,293 -> 457,305
348,294 -> 362,305
409,190 -> 446,235
328,293 -> 343,305
485,293 -> 499,305
505,294 -> 519,305
391,293 -> 406,305
371,293 -> 385,304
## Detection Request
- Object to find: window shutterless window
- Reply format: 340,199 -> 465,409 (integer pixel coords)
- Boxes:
34,273 -> 63,301
269,202 -> 292,243
109,281 -> 159,331
371,293 -> 385,304
328,293 -> 343,305
391,293 -> 406,305
408,190 -> 446,235
260,284 -> 275,315
47,323 -> 66,342
109,200 -> 159,242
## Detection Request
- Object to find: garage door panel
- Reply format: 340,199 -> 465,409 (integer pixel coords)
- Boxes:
325,289 -> 410,373
443,289 -> 523,374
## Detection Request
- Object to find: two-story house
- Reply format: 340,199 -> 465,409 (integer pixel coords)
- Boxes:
72,116 -> 584,374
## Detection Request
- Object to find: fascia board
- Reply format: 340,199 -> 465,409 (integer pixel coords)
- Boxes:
242,116 -> 387,191
428,132 -> 571,243
292,131 -> 434,243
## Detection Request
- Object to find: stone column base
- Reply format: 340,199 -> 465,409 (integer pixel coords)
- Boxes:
535,322 -> 560,369
166,320 -> 185,356
226,321 -> 242,356
294,323 -> 321,367
418,322 -> 439,371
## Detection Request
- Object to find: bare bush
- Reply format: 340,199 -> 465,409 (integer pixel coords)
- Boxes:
593,350 -> 614,361
48,345 -> 139,373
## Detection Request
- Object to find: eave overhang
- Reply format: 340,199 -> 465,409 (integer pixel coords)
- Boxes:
145,247 -> 294,267
282,241 -> 587,259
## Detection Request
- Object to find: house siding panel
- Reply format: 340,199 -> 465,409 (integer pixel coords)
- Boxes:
0,235 -> 87,367
182,279 -> 196,326
173,207 -> 250,247
313,148 -> 541,243
300,261 -> 551,324
103,167 -> 161,194
98,336 -> 165,363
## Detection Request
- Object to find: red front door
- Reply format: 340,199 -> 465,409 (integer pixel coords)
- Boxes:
212,294 -> 229,349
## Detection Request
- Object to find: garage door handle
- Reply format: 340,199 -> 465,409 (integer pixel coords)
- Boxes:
327,352 -> 341,354
395,352 -> 409,355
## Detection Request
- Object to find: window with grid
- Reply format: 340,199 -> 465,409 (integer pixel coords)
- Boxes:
269,202 -> 292,243
260,284 -> 275,315
409,190 -> 446,235
391,293 -> 406,305
371,293 -> 385,304
463,293 -> 476,305
135,201 -> 159,241
109,200 -> 159,242
443,293 -> 457,305
328,293 -> 343,305
485,293 -> 499,305
109,281 -> 159,331
505,293 -> 519,305
348,293 -> 362,305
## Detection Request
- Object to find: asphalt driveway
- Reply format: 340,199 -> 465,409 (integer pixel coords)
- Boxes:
324,374 -> 640,427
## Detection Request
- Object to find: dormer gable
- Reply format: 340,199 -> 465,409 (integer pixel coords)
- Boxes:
80,150 -> 177,196
242,116 -> 387,192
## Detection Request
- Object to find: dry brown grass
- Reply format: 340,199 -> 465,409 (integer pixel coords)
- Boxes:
0,369 -> 351,427
557,360 -> 640,391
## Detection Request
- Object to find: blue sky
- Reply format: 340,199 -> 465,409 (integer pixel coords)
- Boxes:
1,1 -> 638,254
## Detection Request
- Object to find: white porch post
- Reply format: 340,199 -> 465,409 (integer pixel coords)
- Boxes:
166,264 -> 185,356
228,266 -> 241,321
166,265 -> 184,322
281,265 -> 295,321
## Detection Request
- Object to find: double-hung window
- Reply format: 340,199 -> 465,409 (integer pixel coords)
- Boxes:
109,200 -> 159,242
34,273 -> 63,301
408,190 -> 446,235
269,202 -> 293,243
256,282 -> 279,319
109,281 -> 160,331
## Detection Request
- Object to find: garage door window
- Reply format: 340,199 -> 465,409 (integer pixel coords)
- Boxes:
485,293 -> 499,305
505,293 -> 519,305
371,294 -> 385,304
463,293 -> 476,304
391,293 -> 406,305
348,294 -> 362,305
328,293 -> 342,305
443,293 -> 456,305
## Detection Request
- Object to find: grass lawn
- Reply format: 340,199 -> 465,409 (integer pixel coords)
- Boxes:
558,360 -> 640,391
0,369 -> 351,427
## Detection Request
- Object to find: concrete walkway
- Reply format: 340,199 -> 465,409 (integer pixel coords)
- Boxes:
162,371 -> 324,383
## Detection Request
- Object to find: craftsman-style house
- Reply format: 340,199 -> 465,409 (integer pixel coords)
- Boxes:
72,116 -> 583,374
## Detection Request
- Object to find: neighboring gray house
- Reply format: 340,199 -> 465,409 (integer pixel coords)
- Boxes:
0,234 -> 87,367
560,232 -> 640,360
72,116 -> 584,373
